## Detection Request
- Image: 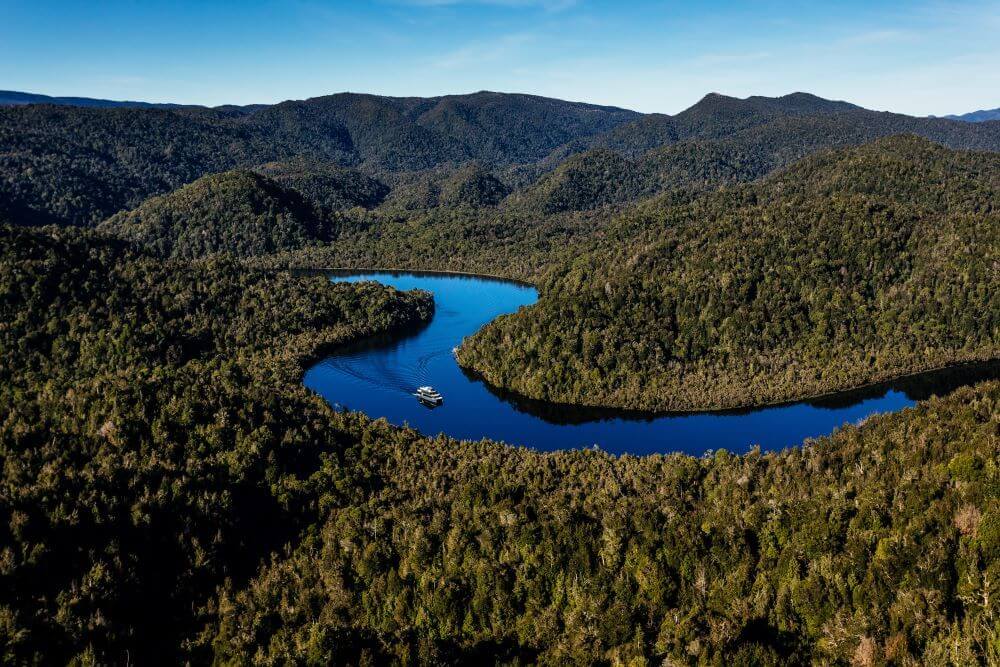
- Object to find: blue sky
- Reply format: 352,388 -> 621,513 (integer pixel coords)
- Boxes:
2,1 -> 997,115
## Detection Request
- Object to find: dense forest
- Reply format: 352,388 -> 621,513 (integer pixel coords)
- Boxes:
0,225 -> 433,662
2,225 -> 999,664
0,92 -> 636,227
255,158 -> 390,211
3,88 -> 1000,664
101,169 -> 337,259
459,136 -> 1000,410
5,90 -> 1000,230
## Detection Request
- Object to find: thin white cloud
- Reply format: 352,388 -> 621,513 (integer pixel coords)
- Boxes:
429,32 -> 536,69
692,51 -> 772,67
393,0 -> 576,11
95,75 -> 149,88
839,28 -> 915,46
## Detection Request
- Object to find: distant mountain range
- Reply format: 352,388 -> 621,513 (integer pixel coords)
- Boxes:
3,89 -> 1000,228
941,108 -> 1000,123
0,89 -> 189,109
7,87 -> 999,125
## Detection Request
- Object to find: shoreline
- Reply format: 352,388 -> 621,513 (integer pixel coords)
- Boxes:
459,353 -> 1000,418
292,265 -> 538,289
298,267 -> 1000,423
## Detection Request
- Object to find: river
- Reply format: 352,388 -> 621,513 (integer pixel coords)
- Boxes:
303,271 -> 999,455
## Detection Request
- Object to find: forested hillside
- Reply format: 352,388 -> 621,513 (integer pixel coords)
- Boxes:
5,90 -> 1000,230
381,163 -> 511,211
254,158 -> 390,211
459,136 -> 1000,410
516,96 -> 1000,214
2,225 -> 998,664
0,92 -> 636,226
4,86 -> 1000,664
0,225 -> 433,663
101,169 -> 336,259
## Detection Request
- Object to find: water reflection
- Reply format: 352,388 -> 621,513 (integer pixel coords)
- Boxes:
304,271 -> 998,455
462,361 -> 1000,426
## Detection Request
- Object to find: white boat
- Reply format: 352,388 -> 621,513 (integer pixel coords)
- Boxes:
415,386 -> 443,405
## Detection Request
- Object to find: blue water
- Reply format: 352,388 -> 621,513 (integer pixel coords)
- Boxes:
304,271 -> 998,456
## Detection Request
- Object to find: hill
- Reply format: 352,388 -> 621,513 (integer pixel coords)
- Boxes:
458,136 -> 1000,411
244,91 -> 638,173
0,89 -> 190,109
540,91 -> 1000,163
0,105 -> 278,226
101,170 -> 333,258
510,149 -> 635,214
512,105 -> 1000,215
511,93 -> 1000,214
254,158 -> 390,211
380,162 -> 511,211
0,91 -> 638,226
8,90 -> 1000,228
3,225 -> 999,664
944,108 -> 1000,122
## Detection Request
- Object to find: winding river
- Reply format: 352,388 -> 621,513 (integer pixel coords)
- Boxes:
304,271 -> 1000,456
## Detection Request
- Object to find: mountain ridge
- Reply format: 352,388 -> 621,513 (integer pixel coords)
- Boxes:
4,89 -> 1000,228
0,89 -> 194,110
942,107 -> 1000,122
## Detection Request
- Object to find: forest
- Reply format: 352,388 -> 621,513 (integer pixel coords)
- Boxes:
5,90 -> 1000,229
2,224 -> 999,664
457,136 -> 1000,410
2,89 -> 1000,664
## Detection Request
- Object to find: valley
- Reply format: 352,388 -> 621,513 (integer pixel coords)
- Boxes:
307,270 -> 1000,455
2,86 -> 999,664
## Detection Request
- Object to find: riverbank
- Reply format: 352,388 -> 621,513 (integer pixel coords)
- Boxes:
304,270 -> 1000,455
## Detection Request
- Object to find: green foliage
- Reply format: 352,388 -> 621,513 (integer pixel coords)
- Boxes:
460,136 -> 1000,410
439,163 -> 510,208
4,92 -> 1000,665
210,382 -> 1000,665
0,225 -> 432,663
258,203 -> 606,281
100,170 -> 336,259
2,223 -> 999,664
0,92 -> 635,226
511,148 -> 633,213
381,163 -> 510,211
255,157 -> 390,211
6,90 -> 1000,230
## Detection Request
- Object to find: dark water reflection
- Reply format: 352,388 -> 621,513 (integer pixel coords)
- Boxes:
304,271 -> 999,455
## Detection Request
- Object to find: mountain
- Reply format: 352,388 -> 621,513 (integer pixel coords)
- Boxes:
4,88 -> 1000,230
101,170 -> 333,258
536,92 -> 860,163
944,108 -> 1000,122
0,89 -> 189,109
0,105 -> 277,226
0,91 -> 638,226
669,91 -> 860,137
459,135 -> 1000,411
239,91 -> 639,171
509,94 -> 1000,213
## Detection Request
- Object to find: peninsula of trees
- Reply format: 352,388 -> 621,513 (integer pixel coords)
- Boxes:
2,89 -> 1000,663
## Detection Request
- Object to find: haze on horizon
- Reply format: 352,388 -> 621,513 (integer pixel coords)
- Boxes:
2,0 -> 997,117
